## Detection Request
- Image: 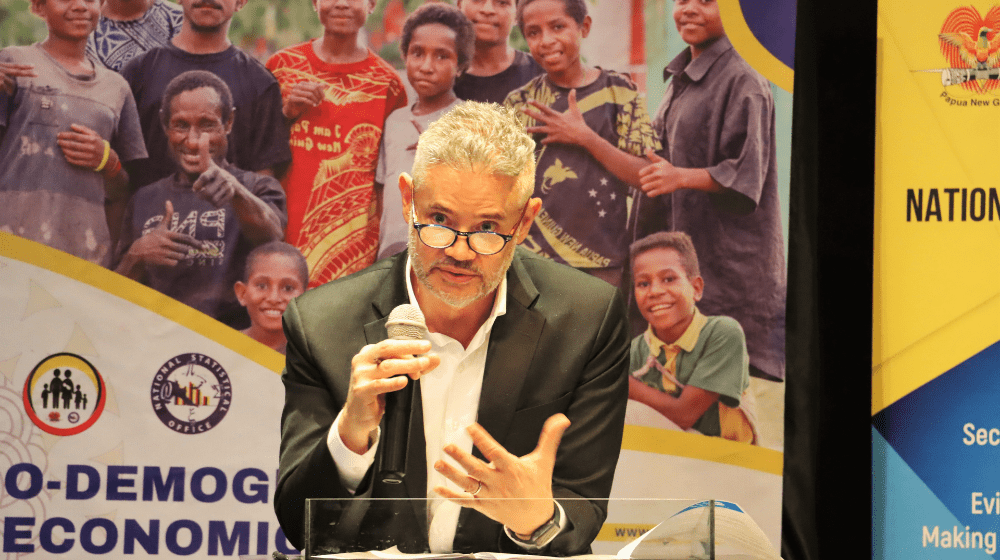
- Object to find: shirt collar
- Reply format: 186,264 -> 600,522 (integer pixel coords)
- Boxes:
663,35 -> 733,83
644,308 -> 707,354
404,254 -> 508,332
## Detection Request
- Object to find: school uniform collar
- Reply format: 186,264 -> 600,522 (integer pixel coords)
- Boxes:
644,308 -> 708,355
664,35 -> 734,83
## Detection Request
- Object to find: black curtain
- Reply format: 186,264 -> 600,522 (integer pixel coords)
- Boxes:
782,0 -> 874,558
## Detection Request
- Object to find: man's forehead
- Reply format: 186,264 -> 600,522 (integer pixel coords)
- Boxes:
170,88 -> 224,118
416,166 -> 521,217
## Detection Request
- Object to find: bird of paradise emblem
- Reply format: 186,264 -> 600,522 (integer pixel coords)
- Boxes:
939,6 -> 1000,92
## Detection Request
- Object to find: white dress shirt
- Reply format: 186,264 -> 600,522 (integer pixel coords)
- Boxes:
327,257 -> 502,552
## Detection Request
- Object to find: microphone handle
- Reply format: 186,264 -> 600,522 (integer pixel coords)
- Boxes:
380,364 -> 413,484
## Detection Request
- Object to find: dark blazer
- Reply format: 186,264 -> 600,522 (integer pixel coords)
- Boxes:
275,248 -> 629,554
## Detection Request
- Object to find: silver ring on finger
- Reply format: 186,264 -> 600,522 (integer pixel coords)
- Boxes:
470,479 -> 483,497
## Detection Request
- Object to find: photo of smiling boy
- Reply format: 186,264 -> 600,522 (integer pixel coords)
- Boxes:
0,0 -> 146,268
235,241 -> 307,354
266,0 -> 406,287
453,0 -> 542,104
627,231 -> 756,444
375,2 -> 474,259
504,0 -> 658,288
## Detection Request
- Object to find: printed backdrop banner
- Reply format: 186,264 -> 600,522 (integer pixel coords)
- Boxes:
0,0 -> 793,556
0,234 -> 292,558
874,1 -> 1000,558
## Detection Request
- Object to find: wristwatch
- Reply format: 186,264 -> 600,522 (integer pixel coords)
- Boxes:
507,501 -> 562,548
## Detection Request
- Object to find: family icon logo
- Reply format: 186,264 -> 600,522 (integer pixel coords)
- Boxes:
22,353 -> 106,436
937,5 -> 1000,92
150,353 -> 232,434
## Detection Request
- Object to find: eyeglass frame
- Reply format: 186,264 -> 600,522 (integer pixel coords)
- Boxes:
408,184 -> 531,256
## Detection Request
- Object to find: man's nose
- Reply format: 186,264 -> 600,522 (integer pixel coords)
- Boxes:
444,234 -> 477,261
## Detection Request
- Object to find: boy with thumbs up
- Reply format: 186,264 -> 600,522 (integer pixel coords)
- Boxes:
115,70 -> 286,329
636,0 -> 786,383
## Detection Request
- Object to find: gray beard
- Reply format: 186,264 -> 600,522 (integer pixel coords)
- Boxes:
407,230 -> 514,310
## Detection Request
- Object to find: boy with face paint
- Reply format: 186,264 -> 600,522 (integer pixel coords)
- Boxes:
266,0 -> 407,287
115,71 -> 286,329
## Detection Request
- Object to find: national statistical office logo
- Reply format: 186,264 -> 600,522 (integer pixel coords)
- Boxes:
22,353 -> 106,436
934,6 -> 1000,94
151,353 -> 232,434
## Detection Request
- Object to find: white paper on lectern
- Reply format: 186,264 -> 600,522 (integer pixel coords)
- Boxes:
712,502 -> 782,560
625,501 -> 711,559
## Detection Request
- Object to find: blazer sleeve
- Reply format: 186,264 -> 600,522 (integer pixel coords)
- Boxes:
546,288 -> 630,555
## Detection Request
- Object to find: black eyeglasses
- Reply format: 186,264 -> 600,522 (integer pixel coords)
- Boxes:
410,195 -> 529,256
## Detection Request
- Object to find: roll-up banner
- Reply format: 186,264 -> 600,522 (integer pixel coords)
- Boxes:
0,0 -> 795,555
874,2 -> 1000,558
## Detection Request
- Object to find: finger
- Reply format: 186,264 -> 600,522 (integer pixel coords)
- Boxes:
433,485 -> 479,507
192,166 -> 218,192
645,148 -> 666,163
164,231 -> 203,249
159,246 -> 191,262
160,200 -> 174,230
369,339 -> 434,361
526,99 -> 556,115
567,88 -> 578,110
532,413 -> 571,462
466,423 -> 513,466
375,355 -> 438,380
69,123 -> 96,136
442,443 -> 493,480
355,375 -> 409,399
56,131 -> 91,143
196,132 -> 212,173
310,83 -> 326,104
433,460 -> 481,494
0,63 -> 37,77
286,91 -> 316,105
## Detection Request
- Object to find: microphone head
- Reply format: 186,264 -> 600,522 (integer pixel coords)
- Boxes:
386,304 -> 427,341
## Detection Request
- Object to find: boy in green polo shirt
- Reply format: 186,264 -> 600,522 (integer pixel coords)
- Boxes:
627,231 -> 757,444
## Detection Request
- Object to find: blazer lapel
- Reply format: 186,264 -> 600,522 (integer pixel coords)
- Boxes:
476,251 -> 544,449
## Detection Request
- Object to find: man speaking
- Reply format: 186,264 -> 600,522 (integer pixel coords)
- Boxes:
275,102 -> 629,555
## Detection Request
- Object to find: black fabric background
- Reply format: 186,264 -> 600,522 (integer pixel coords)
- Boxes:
782,0 -> 874,558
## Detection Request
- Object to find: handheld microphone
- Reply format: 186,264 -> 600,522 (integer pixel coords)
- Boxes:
379,304 -> 427,484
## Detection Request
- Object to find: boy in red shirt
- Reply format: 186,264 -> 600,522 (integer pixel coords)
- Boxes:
267,0 -> 406,287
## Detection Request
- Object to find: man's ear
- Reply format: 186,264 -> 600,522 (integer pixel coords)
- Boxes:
514,197 -> 542,244
234,281 -> 247,305
399,172 -> 414,224
235,0 -> 248,12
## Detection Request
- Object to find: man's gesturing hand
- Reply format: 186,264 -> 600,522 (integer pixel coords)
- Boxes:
433,413 -> 571,537
190,133 -> 241,207
127,200 -> 205,266
338,339 -> 440,455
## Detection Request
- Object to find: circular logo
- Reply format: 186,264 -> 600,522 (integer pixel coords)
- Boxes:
150,353 -> 231,434
22,353 -> 106,436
